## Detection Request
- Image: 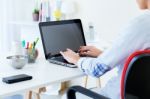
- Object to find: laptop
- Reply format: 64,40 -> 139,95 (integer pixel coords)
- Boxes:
39,19 -> 86,68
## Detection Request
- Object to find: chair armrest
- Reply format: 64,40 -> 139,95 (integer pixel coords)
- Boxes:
67,86 -> 109,99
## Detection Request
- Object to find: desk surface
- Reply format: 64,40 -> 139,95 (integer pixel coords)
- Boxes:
0,57 -> 84,97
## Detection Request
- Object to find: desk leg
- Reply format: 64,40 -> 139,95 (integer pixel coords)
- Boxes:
59,82 -> 67,93
35,93 -> 40,99
30,83 -> 66,99
84,76 -> 101,88
84,76 -> 88,88
25,91 -> 32,99
36,87 -> 47,99
38,87 -> 47,93
26,87 -> 46,99
96,78 -> 101,88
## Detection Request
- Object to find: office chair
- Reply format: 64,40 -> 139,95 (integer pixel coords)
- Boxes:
67,50 -> 150,99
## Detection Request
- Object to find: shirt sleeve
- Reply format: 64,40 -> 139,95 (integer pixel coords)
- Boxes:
77,17 -> 144,78
77,57 -> 111,78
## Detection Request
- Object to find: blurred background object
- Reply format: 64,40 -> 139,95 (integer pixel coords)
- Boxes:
61,1 -> 76,19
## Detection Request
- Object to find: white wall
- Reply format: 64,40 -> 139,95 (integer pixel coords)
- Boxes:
11,0 -> 35,21
71,0 -> 140,41
13,0 -> 141,42
0,0 -> 16,52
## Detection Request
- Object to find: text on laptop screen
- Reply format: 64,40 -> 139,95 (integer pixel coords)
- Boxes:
41,22 -> 85,57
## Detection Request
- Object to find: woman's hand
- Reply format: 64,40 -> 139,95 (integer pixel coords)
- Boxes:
60,49 -> 80,65
79,46 -> 102,57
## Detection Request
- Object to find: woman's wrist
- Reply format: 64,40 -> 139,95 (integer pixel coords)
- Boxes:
74,56 -> 80,65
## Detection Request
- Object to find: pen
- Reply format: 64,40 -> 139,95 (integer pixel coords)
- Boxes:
26,42 -> 29,49
31,42 -> 36,55
34,37 -> 39,47
33,42 -> 36,50
22,40 -> 25,48
29,43 -> 33,49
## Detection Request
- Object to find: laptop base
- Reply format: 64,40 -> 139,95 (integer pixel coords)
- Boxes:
48,59 -> 77,68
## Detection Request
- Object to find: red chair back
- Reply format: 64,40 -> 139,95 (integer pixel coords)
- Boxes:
121,50 -> 150,99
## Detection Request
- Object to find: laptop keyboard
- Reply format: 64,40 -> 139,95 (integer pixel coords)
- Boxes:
48,56 -> 77,68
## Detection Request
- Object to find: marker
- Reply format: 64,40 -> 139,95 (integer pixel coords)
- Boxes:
29,43 -> 33,49
26,42 -> 29,49
31,42 -> 36,55
22,40 -> 25,48
33,42 -> 36,50
34,38 -> 39,47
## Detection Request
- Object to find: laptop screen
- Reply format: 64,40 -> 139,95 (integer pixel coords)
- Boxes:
39,19 -> 86,59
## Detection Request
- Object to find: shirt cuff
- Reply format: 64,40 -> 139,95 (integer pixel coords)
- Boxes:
77,58 -> 87,72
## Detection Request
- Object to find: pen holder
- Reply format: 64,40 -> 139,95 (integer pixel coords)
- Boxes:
26,48 -> 38,63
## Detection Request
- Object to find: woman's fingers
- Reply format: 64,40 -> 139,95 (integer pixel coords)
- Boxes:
60,51 -> 66,58
66,48 -> 73,52
60,51 -> 63,55
79,46 -> 91,54
60,49 -> 80,64
79,51 -> 88,55
79,46 -> 91,51
80,51 -> 91,56
79,46 -> 94,56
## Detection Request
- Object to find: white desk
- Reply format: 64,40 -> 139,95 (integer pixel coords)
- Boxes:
0,57 -> 85,98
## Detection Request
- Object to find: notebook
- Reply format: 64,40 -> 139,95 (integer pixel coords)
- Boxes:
39,19 -> 86,68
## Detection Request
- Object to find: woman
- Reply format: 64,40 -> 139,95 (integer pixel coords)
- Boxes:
61,0 -> 150,98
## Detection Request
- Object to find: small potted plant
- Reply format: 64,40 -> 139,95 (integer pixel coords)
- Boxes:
32,8 -> 39,21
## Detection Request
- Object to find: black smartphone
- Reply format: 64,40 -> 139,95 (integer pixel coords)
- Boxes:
2,74 -> 32,84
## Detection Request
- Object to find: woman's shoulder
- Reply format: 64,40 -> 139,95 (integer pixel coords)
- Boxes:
117,11 -> 150,40
131,10 -> 150,25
